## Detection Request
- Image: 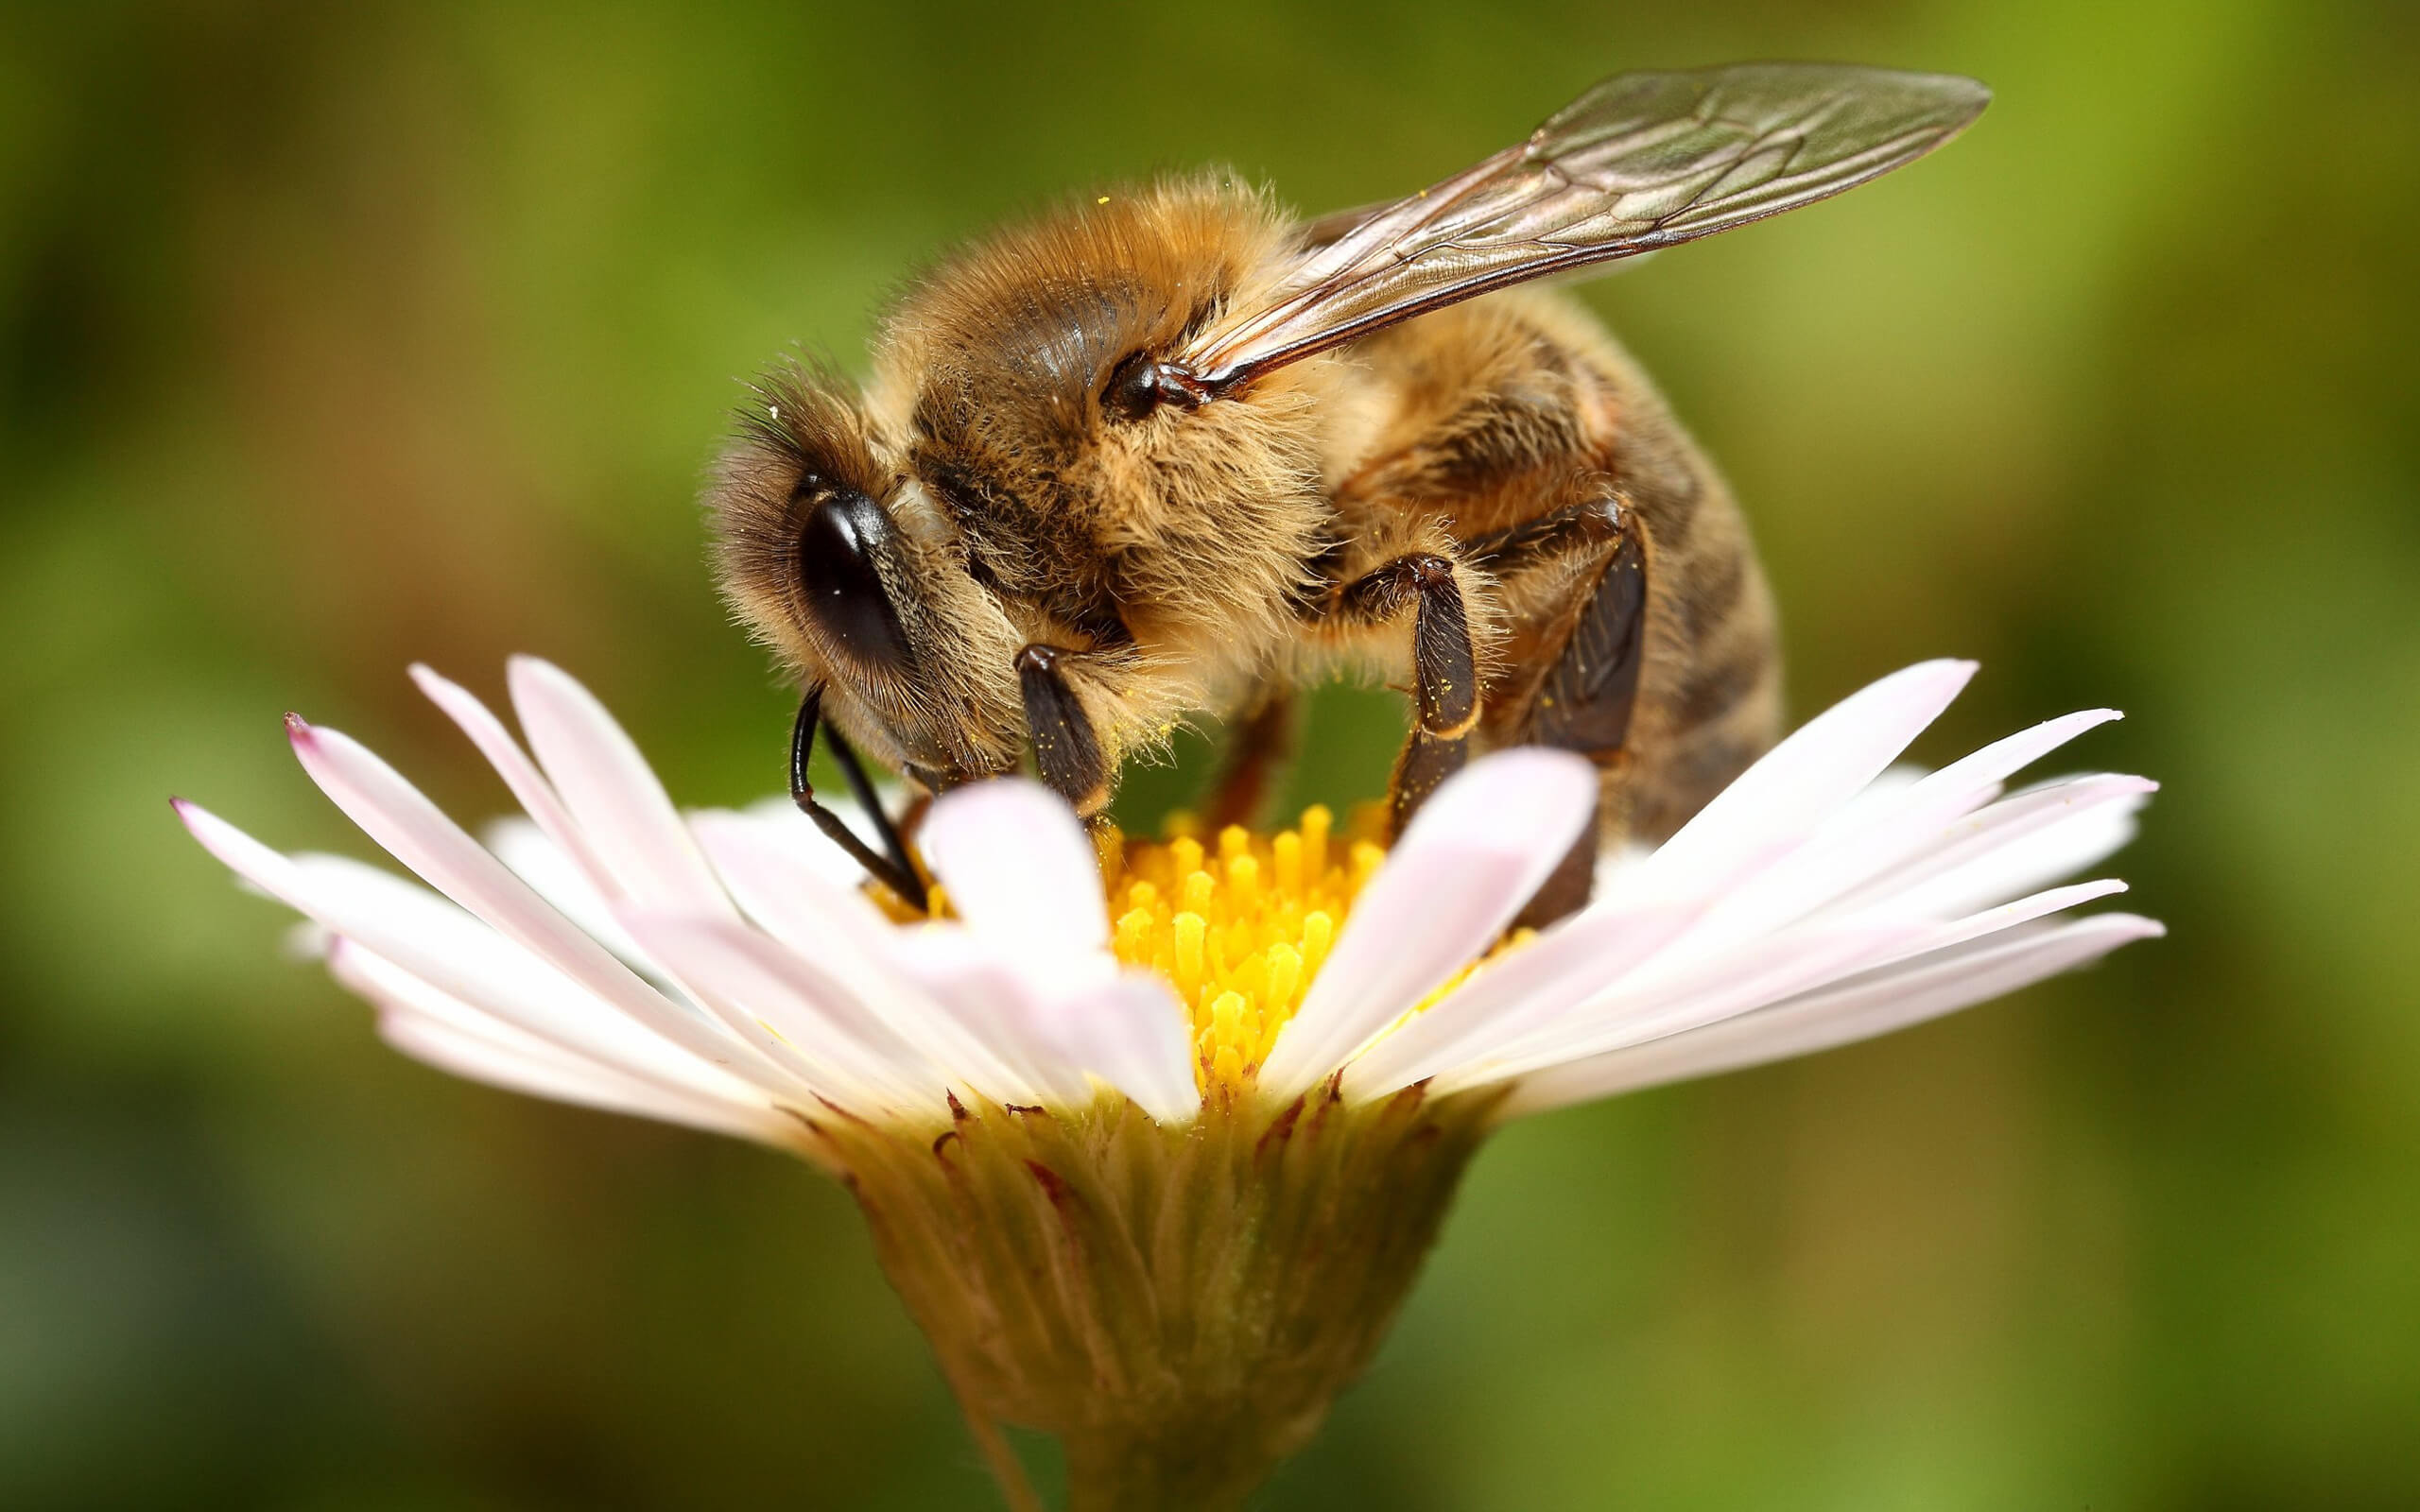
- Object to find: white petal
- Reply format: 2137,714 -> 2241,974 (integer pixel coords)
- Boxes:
688,810 -> 896,943
1342,903 -> 1700,1100
179,799 -> 767,1106
410,664 -> 617,895
884,925 -> 1098,1108
484,816 -> 654,968
1500,915 -> 2165,1116
1832,774 -> 2155,921
617,910 -> 943,1117
1614,660 -> 1977,905
1046,972 -> 1201,1124
1433,919 -> 1937,1094
1258,747 -> 1597,1104
1431,875 -> 2124,1100
506,656 -> 735,917
737,794 -> 900,891
1877,877 -> 2129,954
1898,708 -> 2122,812
332,940 -> 785,1142
1665,710 -> 2127,955
292,852 -> 758,1100
278,720 -> 791,1092
918,779 -> 1110,974
690,811 -> 1043,1104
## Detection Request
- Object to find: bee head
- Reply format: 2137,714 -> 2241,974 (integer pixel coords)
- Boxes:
866,177 -> 1337,650
707,362 -> 1027,789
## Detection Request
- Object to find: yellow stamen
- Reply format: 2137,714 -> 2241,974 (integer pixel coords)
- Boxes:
1099,803 -> 1397,1095
901,800 -> 1525,1101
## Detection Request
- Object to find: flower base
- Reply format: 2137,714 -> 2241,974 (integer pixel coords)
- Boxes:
802,1082 -> 1502,1511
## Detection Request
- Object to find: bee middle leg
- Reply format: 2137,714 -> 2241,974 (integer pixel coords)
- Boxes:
1202,686 -> 1296,833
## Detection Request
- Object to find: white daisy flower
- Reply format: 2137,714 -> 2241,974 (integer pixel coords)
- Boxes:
175,653 -> 2157,1509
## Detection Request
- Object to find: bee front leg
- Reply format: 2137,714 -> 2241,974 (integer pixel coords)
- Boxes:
1015,644 -> 1114,816
1331,551 -> 1482,837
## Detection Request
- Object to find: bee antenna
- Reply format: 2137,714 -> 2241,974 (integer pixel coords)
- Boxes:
789,690 -> 927,908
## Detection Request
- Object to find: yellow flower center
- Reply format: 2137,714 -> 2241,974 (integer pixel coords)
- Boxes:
907,800 -> 1520,1103
1096,804 -> 1388,1097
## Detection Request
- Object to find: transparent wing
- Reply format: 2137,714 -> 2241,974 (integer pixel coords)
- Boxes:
1186,63 -> 1989,390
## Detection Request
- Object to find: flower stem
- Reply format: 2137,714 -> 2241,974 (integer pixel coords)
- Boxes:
1061,1428 -> 1270,1512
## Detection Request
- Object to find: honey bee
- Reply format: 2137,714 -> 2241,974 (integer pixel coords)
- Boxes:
709,62 -> 1988,922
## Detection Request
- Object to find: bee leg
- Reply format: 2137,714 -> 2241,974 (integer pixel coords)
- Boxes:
1342,552 -> 1482,744
1513,524 -> 1651,928
789,689 -> 927,907
1390,725 -> 1471,838
1203,688 -> 1296,832
1016,644 -> 1113,815
1330,551 -> 1481,837
1462,493 -> 1627,573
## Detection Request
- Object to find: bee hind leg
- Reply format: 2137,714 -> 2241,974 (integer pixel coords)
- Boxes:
1203,687 -> 1296,833
1512,524 -> 1650,928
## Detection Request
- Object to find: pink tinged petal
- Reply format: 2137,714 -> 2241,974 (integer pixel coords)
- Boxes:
617,911 -> 945,1117
919,780 -> 1111,972
483,817 -> 654,969
1412,880 -> 2127,1102
1046,972 -> 1201,1124
331,941 -> 786,1143
737,796 -> 901,891
1830,774 -> 2156,921
410,664 -> 617,896
1671,711 -> 2130,954
1435,920 -> 1939,1095
1896,708 -> 2122,816
1341,902 -> 1699,1102
289,852 -> 761,1103
1876,878 -> 2131,959
1617,660 -> 1978,904
687,811 -> 897,950
884,925 -> 1098,1108
1799,710 -> 2121,859
1259,747 -> 1599,1104
376,1014 -> 786,1143
1498,915 -> 2165,1117
505,656 -> 735,918
690,812 -> 1042,1104
277,720 -> 795,1095
1783,711 -> 2133,915
177,800 -> 765,1107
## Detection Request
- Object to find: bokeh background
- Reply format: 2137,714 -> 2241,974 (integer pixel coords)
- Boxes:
5,0 -> 2415,1506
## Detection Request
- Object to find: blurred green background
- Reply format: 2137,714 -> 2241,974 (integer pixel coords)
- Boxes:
5,0 -> 2415,1506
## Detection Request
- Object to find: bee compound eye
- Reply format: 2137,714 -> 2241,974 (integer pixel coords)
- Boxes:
794,488 -> 916,673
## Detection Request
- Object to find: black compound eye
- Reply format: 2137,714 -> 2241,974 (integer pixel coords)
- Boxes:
794,487 -> 915,673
